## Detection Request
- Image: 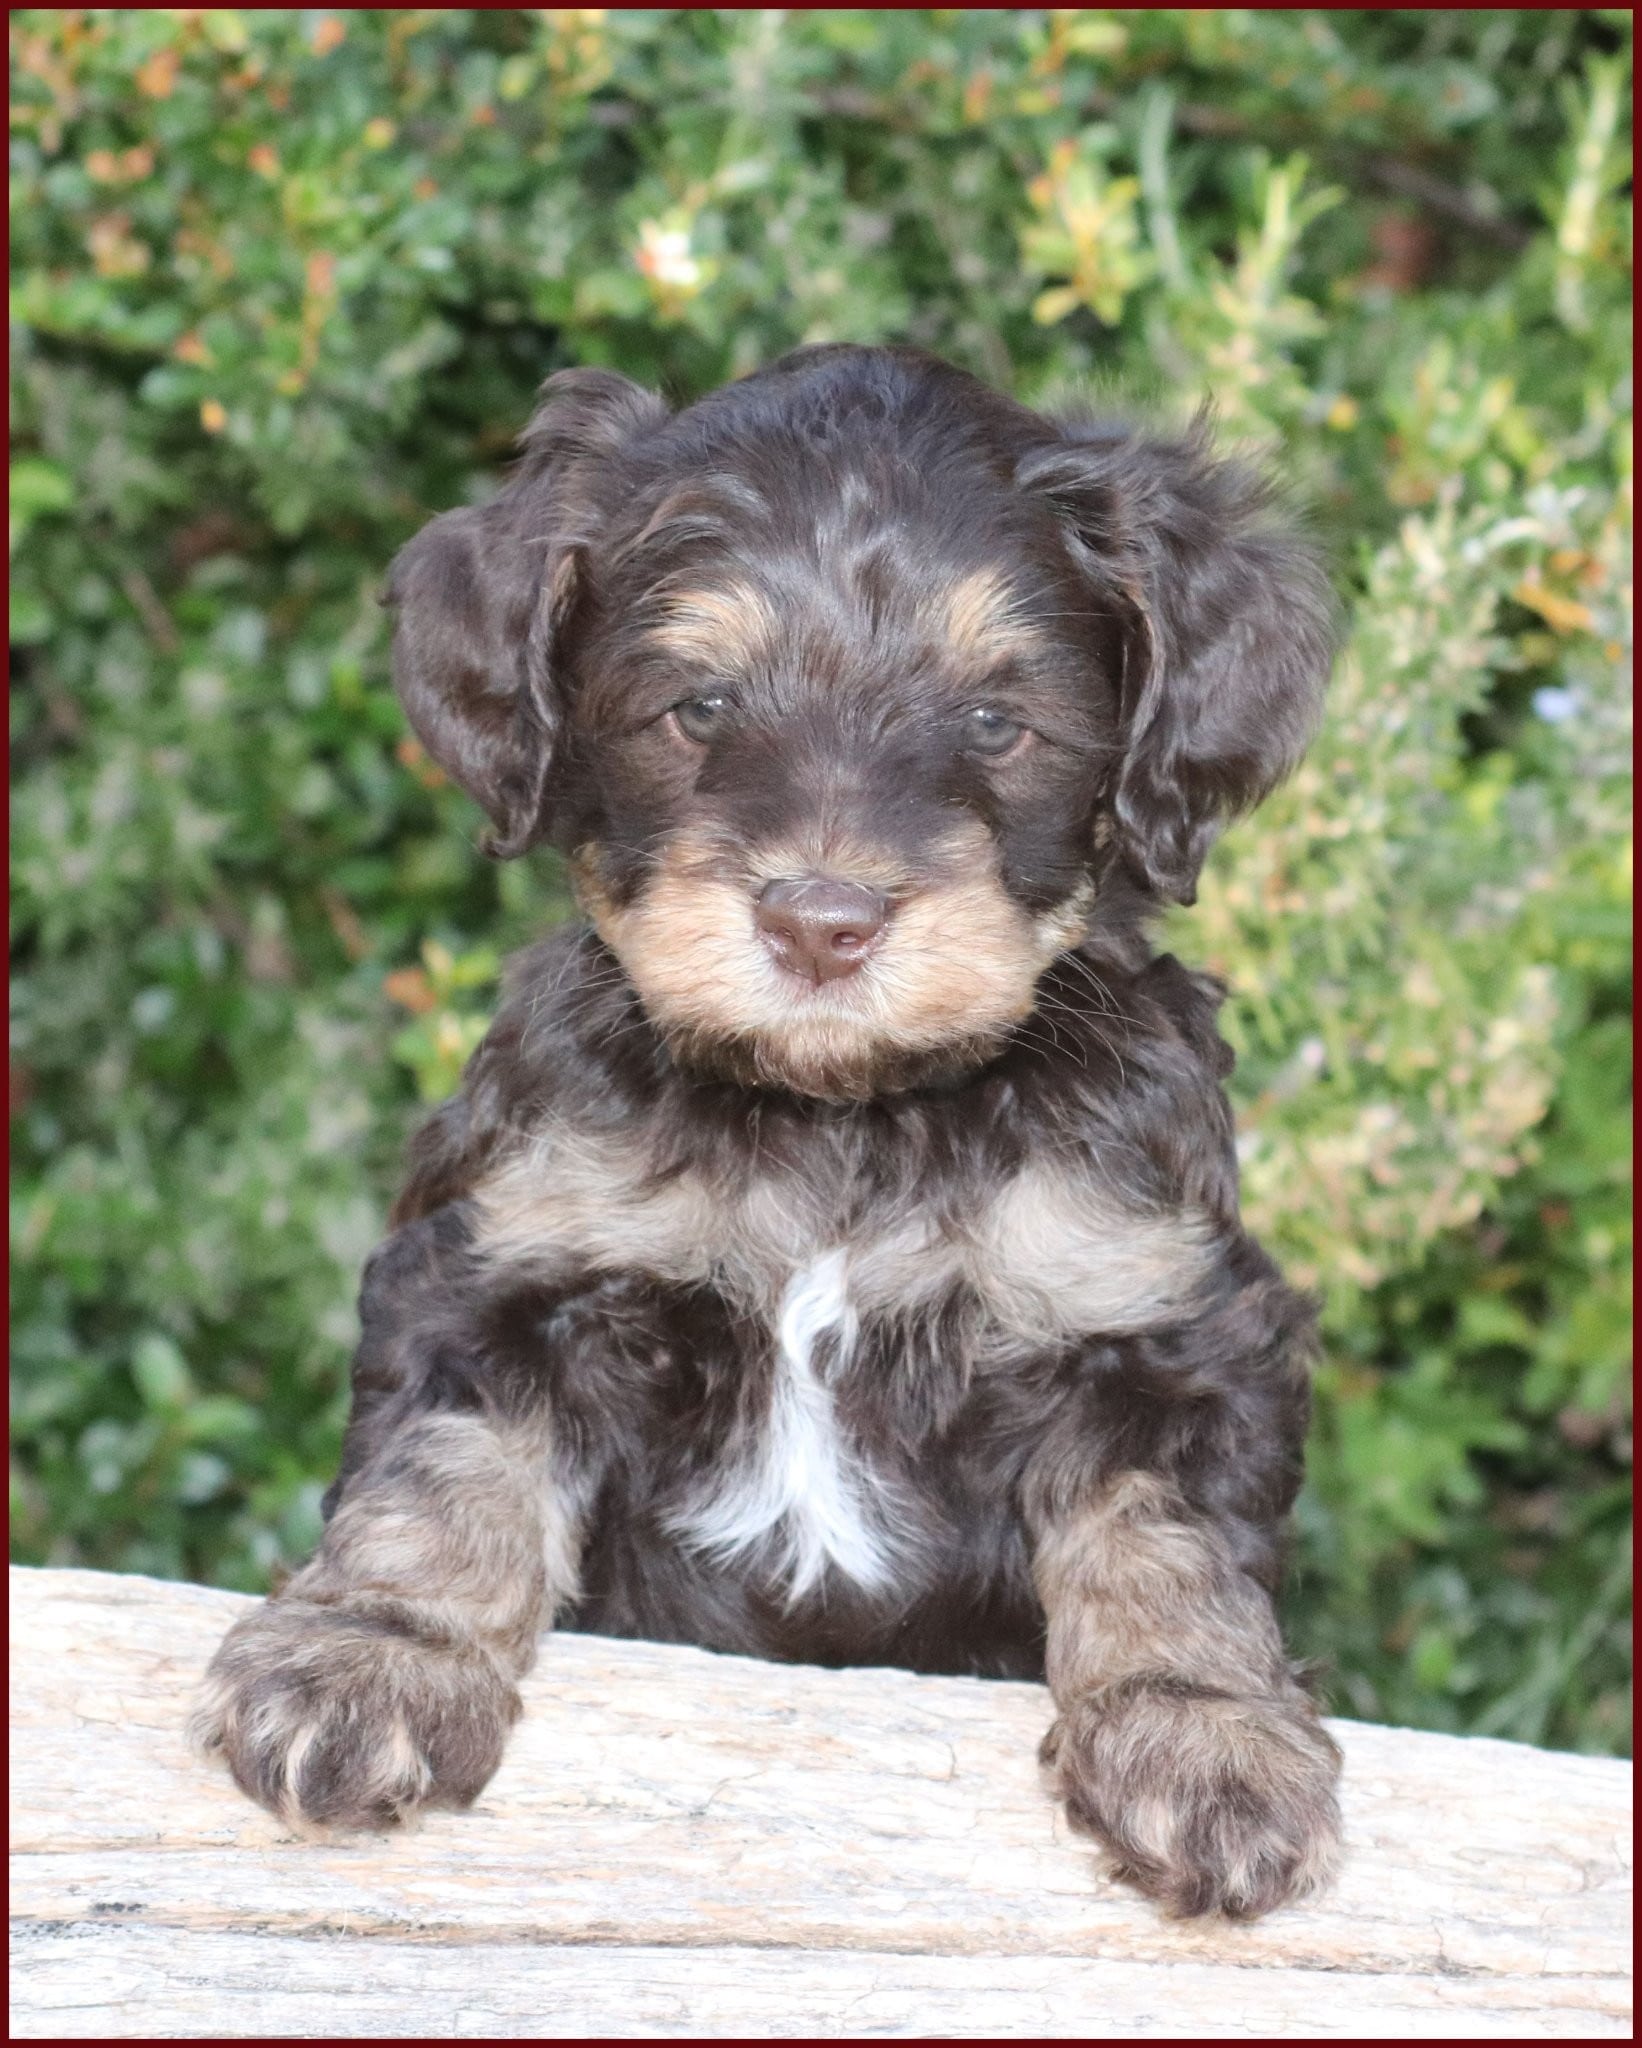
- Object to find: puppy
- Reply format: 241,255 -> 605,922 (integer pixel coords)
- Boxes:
196,344 -> 1342,1919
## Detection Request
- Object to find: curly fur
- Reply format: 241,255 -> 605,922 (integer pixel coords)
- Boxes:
198,344 -> 1341,1918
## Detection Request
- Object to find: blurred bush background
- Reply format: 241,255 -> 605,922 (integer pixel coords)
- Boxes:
10,8 -> 1631,1752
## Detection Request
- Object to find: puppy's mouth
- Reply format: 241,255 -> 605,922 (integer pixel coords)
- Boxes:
573,830 -> 1089,1099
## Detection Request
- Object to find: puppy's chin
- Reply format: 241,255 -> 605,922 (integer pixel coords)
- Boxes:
656,1011 -> 1011,1103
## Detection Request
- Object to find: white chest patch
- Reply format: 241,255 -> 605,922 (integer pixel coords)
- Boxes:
666,1250 -> 903,1603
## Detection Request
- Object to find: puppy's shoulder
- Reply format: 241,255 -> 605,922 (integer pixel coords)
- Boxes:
1036,942 -> 1241,1220
391,921 -> 644,1223
1135,951 -> 1237,1081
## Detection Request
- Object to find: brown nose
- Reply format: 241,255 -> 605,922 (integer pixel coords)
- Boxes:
755,877 -> 888,983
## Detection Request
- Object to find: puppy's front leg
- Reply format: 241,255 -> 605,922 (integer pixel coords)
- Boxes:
194,1398 -> 576,1830
1033,1469 -> 1341,1919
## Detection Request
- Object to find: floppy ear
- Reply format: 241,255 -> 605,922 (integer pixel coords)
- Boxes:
1017,415 -> 1337,904
386,368 -> 669,857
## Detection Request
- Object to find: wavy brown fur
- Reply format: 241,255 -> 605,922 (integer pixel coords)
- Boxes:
197,345 -> 1341,1918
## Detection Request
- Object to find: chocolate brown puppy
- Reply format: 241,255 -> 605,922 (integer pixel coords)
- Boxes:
195,344 -> 1342,1919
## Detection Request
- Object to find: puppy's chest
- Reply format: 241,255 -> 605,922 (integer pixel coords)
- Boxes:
669,1242 -> 898,1600
474,1128 -> 1216,1599
476,1128 -> 1212,1349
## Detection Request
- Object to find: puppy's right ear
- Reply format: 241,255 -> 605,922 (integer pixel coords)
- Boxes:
386,369 -> 668,857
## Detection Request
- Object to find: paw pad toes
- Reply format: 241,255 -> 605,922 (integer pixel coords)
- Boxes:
1055,1683 -> 1342,1920
195,1603 -> 516,1830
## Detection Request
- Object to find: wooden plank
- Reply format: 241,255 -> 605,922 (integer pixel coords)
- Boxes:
11,1924 -> 1634,2040
9,1567 -> 1633,2039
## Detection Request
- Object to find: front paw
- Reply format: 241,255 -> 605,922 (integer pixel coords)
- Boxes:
1046,1676 -> 1342,1919
191,1598 -> 521,1830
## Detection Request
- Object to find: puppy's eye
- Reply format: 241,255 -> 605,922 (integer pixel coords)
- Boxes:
671,696 -> 730,745
961,707 -> 1026,758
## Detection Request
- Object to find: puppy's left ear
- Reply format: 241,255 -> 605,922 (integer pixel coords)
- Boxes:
1018,416 -> 1337,904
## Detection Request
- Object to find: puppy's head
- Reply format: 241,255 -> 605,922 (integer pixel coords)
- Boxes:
389,347 -> 1334,1100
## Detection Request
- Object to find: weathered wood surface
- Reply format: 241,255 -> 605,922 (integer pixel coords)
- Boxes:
10,1566 -> 1632,2039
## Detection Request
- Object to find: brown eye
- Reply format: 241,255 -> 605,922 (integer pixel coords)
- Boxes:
962,707 -> 1025,758
671,695 -> 729,744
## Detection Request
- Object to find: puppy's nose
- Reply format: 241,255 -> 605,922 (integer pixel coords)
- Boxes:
756,878 -> 888,983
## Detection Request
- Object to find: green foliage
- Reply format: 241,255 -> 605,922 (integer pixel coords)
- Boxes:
10,10 -> 1630,1748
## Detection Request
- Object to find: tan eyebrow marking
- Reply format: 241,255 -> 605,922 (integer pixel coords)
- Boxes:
645,567 -> 1046,674
646,581 -> 780,670
932,569 -> 1048,665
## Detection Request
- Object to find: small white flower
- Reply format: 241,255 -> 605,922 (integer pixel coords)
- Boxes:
636,221 -> 702,290
1532,686 -> 1578,724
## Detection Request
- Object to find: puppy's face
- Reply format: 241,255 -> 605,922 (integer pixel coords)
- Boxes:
389,349 -> 1333,1100
561,492 -> 1118,1097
